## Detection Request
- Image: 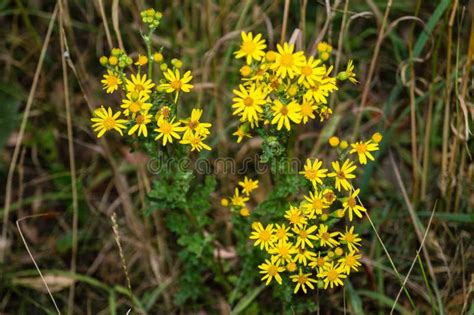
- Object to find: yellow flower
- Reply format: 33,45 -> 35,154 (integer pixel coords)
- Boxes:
160,69 -> 193,99
309,252 -> 330,272
269,241 -> 297,263
339,226 -> 362,252
249,222 -> 275,251
339,140 -> 349,149
235,31 -> 266,64
270,99 -> 302,131
135,54 -> 148,66
299,97 -> 317,124
233,125 -> 251,143
230,188 -> 249,207
318,262 -> 347,289
299,159 -> 327,187
350,140 -> 379,164
293,225 -> 318,249
258,255 -> 285,285
284,206 -> 307,228
298,56 -> 325,86
317,224 -> 340,248
345,59 -> 358,84
338,251 -> 362,274
372,132 -> 383,143
287,261 -> 297,272
303,190 -> 330,218
329,136 -> 340,147
265,50 -> 277,62
232,84 -> 266,125
90,106 -> 127,138
342,189 -> 366,221
238,176 -> 259,195
121,92 -> 152,117
155,105 -> 172,121
294,247 -> 316,266
317,41 -> 332,54
126,73 -> 155,95
101,70 -> 122,93
153,52 -> 164,63
127,113 -> 152,137
239,65 -> 252,77
221,198 -> 229,206
240,207 -> 250,217
271,42 -> 305,79
154,117 -> 182,145
290,269 -> 318,294
274,223 -> 292,242
327,159 -> 357,191
180,132 -> 211,151
180,108 -> 212,138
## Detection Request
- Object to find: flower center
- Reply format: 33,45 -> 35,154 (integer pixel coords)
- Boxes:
290,214 -> 301,225
345,233 -> 354,243
324,191 -> 335,203
191,137 -> 201,146
356,143 -> 368,154
260,230 -> 271,242
161,107 -> 171,118
347,197 -> 356,208
297,275 -> 308,284
299,230 -> 308,239
279,246 -> 289,256
317,258 -> 325,266
243,97 -> 254,107
280,53 -> 294,67
188,120 -> 199,130
135,115 -> 145,124
321,232 -> 330,241
276,229 -> 286,239
312,199 -> 323,210
135,84 -> 145,92
107,75 -> 118,86
327,269 -> 339,281
129,102 -> 141,113
301,66 -> 313,76
300,103 -> 313,115
170,80 -> 182,90
311,84 -> 320,92
103,117 -> 116,130
267,265 -> 278,276
242,40 -> 257,54
280,105 -> 289,116
160,122 -> 172,133
336,171 -> 346,179
345,255 -> 356,266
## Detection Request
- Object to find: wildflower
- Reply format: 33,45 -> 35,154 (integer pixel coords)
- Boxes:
274,224 -> 292,242
339,226 -> 362,252
126,73 -> 155,95
121,92 -> 152,117
269,241 -> 297,263
372,132 -> 383,143
233,125 -> 251,143
298,56 -> 325,86
294,247 -> 316,266
293,225 -> 318,249
265,50 -> 277,62
339,140 -> 349,149
299,159 -> 328,187
304,79 -> 336,105
334,247 -> 344,256
309,252 -> 329,272
303,190 -> 330,218
108,55 -> 118,66
318,262 -> 347,289
322,188 -> 336,205
171,58 -> 183,69
290,269 -> 318,294
328,159 -> 357,191
317,224 -> 340,248
350,140 -> 379,164
338,251 -> 362,274
230,188 -> 249,207
221,198 -> 229,206
271,42 -> 305,79
135,54 -> 148,66
128,113 -> 152,137
317,41 -> 332,61
155,105 -> 172,121
258,255 -> 285,285
180,132 -> 211,151
342,189 -> 366,221
329,136 -> 340,147
154,117 -> 182,145
240,207 -> 250,217
270,99 -> 302,131
238,177 -> 259,195
101,70 -> 122,93
345,60 -> 358,84
235,32 -> 266,64
90,106 -> 127,138
160,69 -> 193,99
287,261 -> 297,272
232,84 -> 266,125
240,65 -> 252,77
249,222 -> 275,251
299,97 -> 317,124
153,52 -> 164,63
284,206 -> 307,228
180,108 -> 212,138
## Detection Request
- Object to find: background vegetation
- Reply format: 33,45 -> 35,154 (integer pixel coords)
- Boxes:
0,0 -> 472,314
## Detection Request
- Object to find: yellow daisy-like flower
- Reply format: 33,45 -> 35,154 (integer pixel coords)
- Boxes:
274,223 -> 292,243
249,222 -> 275,251
303,190 -> 330,218
160,69 -> 193,99
294,247 -> 316,266
230,188 -> 249,207
342,188 -> 366,221
232,84 -> 266,125
338,251 -> 362,274
293,225 -> 318,249
309,252 -> 330,272
327,159 -> 357,191
154,117 -> 182,145
180,108 -> 212,138
135,54 -> 148,66
128,112 -> 152,137
271,42 -> 305,79
284,206 -> 307,228
270,99 -> 302,131
126,73 -> 155,95
233,125 -> 251,143
180,132 -> 211,151
269,241 -> 297,264
101,70 -> 122,94
234,31 -> 266,64
121,92 -> 152,117
238,176 -> 259,195
350,140 -> 379,164
339,226 -> 362,252
297,56 -> 325,86
318,262 -> 347,289
346,59 -> 358,84
258,255 -> 285,285
290,268 -> 318,294
90,106 -> 127,138
299,97 -> 318,124
321,188 -> 336,205
317,224 -> 340,248
299,158 -> 328,187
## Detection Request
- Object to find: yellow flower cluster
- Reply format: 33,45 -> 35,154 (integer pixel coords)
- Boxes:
90,10 -> 212,152
221,176 -> 259,217
231,32 -> 358,142
249,134 -> 382,293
